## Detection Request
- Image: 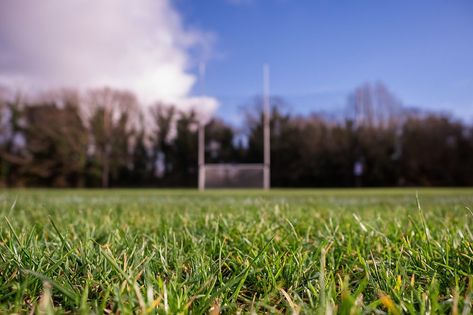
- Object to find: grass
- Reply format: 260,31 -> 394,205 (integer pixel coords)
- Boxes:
0,188 -> 472,314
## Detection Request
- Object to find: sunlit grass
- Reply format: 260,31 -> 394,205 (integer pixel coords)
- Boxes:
0,189 -> 472,314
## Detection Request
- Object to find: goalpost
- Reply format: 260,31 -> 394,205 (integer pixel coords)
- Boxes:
198,64 -> 271,190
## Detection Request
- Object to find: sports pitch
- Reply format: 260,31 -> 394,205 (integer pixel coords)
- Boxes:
1,188 -> 472,314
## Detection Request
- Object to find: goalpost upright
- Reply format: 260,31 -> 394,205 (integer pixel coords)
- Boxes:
263,64 -> 270,190
198,63 -> 206,191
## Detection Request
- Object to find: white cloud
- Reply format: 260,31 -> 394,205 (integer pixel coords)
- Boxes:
179,96 -> 219,124
0,0 -> 218,114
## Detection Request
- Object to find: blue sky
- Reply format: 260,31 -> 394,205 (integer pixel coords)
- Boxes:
178,0 -> 473,124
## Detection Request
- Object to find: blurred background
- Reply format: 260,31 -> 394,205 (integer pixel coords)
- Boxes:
0,0 -> 472,188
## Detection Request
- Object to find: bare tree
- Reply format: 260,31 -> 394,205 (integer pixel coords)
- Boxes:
347,82 -> 404,129
87,88 -> 140,187
150,103 -> 176,178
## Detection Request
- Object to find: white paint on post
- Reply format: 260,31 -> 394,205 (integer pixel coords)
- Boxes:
198,62 -> 206,191
263,64 -> 271,190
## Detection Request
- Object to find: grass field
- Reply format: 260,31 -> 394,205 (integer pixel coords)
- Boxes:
0,188 -> 472,314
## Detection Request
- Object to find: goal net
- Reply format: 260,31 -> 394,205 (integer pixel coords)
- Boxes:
203,164 -> 265,188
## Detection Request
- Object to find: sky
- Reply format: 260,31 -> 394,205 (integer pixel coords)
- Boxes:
0,0 -> 472,125
179,0 -> 473,124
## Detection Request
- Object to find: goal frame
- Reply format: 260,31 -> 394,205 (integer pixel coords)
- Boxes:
198,64 -> 271,190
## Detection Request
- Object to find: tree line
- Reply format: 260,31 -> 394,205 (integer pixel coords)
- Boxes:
0,83 -> 471,187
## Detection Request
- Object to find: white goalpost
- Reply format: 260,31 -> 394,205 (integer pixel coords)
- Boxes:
198,64 -> 271,190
